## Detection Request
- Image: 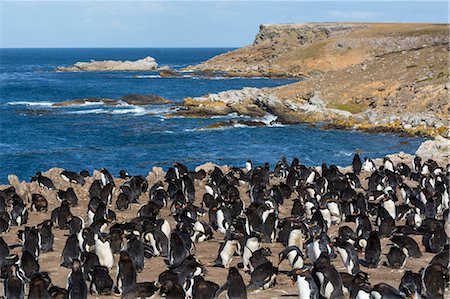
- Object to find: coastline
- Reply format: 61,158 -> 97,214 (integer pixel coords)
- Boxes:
173,23 -> 449,137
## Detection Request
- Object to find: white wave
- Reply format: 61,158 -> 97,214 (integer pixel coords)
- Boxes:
7,101 -> 54,107
336,150 -> 353,157
65,105 -> 171,116
257,114 -> 278,125
132,75 -> 161,79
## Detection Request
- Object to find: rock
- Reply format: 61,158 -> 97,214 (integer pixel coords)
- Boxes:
52,98 -> 119,107
201,119 -> 266,130
415,135 -> 450,165
55,56 -> 158,72
147,167 -> 166,184
120,94 -> 172,105
159,70 -> 183,78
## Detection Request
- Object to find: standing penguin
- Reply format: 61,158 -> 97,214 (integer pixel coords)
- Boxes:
67,260 -> 87,299
215,267 -> 247,299
334,238 -> 360,275
4,264 -> 25,299
421,263 -> 448,299
116,251 -> 136,294
364,231 -> 381,268
352,153 -> 362,175
289,268 -> 319,299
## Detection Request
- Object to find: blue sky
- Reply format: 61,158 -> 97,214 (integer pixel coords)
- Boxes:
1,1 -> 448,48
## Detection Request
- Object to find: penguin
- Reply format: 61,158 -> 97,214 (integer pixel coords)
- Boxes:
190,220 -> 213,243
31,172 -> 55,189
352,153 -> 362,175
312,253 -> 344,299
248,247 -> 272,272
334,238 -> 360,275
122,282 -> 158,299
36,220 -> 54,253
247,261 -> 278,290
51,200 -> 71,229
124,234 -> 145,273
100,168 -> 115,187
159,279 -> 186,299
28,272 -> 51,299
80,252 -> 100,281
89,180 -> 103,199
213,232 -> 239,268
278,245 -> 305,270
67,260 -> 87,299
363,231 -> 381,268
61,234 -> 81,268
116,251 -> 136,294
192,276 -> 219,299
169,231 -> 190,266
4,264 -> 25,299
88,265 -> 114,295
18,250 -> 40,281
19,227 -> 41,259
399,270 -> 421,299
80,227 -> 95,252
119,170 -> 131,179
383,157 -> 394,173
241,231 -> 262,272
421,263 -> 448,299
48,286 -> 68,299
11,195 -> 28,226
390,235 -> 422,258
370,283 -> 404,299
215,267 -> 247,299
362,158 -> 376,173
31,194 -> 48,212
94,233 -> 114,269
289,268 -> 320,299
57,188 -> 78,207
100,182 -> 115,205
79,170 -> 90,177
60,170 -> 85,185
385,245 -> 407,269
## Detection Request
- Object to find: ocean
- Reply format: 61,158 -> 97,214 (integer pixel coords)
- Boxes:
0,48 -> 425,182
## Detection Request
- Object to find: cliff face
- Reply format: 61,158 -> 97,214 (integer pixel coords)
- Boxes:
186,23 -> 448,78
176,23 -> 449,136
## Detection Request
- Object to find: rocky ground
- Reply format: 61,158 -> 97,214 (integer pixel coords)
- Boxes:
55,56 -> 158,72
175,23 -> 449,137
0,137 -> 448,298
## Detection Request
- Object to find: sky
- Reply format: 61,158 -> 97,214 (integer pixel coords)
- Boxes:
0,1 -> 448,48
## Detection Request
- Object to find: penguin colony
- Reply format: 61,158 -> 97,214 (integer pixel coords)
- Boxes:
0,154 -> 448,299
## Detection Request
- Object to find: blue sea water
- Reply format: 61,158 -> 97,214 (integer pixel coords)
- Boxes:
0,48 -> 425,182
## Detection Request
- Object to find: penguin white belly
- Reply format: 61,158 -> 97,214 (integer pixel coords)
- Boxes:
336,247 -> 350,273
327,202 -> 341,224
304,202 -> 315,219
160,220 -> 171,240
147,233 -> 160,256
323,281 -> 334,298
320,208 -> 332,229
383,200 -> 396,220
243,238 -> 260,270
370,291 -> 382,299
288,229 -> 303,249
307,241 -> 320,263
95,240 -> 114,269
217,210 -> 228,234
220,241 -> 236,268
356,289 -> 371,299
288,250 -> 304,269
296,277 -> 311,299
